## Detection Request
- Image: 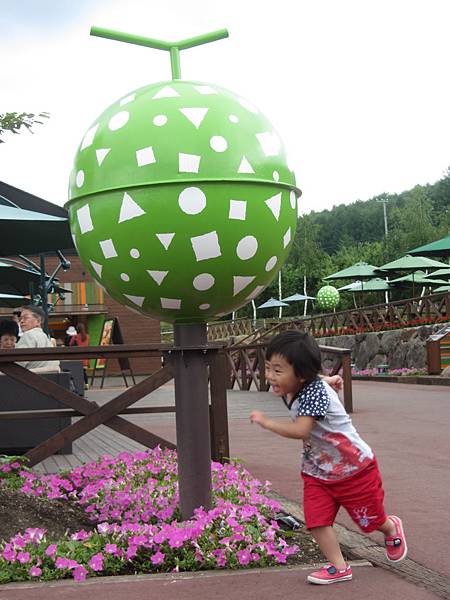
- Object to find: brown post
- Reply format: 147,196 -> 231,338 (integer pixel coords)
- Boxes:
208,351 -> 230,463
341,353 -> 353,413
172,323 -> 212,520
257,346 -> 266,391
426,338 -> 441,374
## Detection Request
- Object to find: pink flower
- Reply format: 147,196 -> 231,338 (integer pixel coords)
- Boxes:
88,552 -> 104,572
104,543 -> 118,554
45,544 -> 57,557
29,566 -> 42,577
17,552 -> 31,564
236,549 -> 251,566
73,566 -> 88,581
151,551 -> 165,565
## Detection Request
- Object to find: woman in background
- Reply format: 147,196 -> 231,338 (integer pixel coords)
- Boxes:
70,323 -> 90,388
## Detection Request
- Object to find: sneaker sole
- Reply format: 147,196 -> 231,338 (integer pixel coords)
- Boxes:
307,574 -> 353,584
386,516 -> 408,563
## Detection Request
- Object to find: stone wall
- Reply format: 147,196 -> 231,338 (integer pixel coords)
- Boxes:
320,324 -> 446,371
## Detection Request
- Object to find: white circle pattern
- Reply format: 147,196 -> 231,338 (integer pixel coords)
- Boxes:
265,256 -> 277,271
108,111 -> 129,131
236,236 -> 258,260
153,115 -> 167,126
178,187 -> 207,215
210,136 -> 228,152
130,248 -> 140,259
75,170 -> 85,188
193,273 -> 215,291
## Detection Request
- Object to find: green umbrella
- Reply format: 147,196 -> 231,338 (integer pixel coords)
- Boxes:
0,204 -> 74,256
324,261 -> 381,280
377,255 -> 448,272
408,235 -> 450,258
338,278 -> 391,292
422,267 -> 450,280
257,297 -> 289,309
282,293 -> 316,301
0,261 -> 68,296
433,285 -> 450,292
0,293 -> 30,308
389,272 -> 448,285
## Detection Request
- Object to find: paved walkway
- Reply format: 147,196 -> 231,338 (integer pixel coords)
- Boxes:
2,380 -> 449,599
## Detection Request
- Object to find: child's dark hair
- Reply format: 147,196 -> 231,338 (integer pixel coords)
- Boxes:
266,330 -> 322,383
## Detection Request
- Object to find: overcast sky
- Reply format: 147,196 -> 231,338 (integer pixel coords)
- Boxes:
1,0 -> 449,215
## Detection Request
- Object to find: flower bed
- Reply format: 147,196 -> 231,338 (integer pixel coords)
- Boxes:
0,449 -> 299,584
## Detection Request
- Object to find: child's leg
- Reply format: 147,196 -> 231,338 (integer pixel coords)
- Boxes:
310,526 -> 347,570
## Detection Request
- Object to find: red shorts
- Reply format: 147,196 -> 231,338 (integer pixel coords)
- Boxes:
302,459 -> 387,533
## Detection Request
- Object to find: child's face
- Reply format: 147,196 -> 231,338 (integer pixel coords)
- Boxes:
0,334 -> 16,349
265,354 -> 304,397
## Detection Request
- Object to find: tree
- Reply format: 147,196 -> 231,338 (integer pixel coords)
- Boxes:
0,112 -> 49,142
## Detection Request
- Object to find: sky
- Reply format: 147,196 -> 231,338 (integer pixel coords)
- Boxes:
1,0 -> 449,215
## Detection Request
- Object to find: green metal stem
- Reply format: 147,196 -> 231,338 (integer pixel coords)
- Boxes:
90,26 -> 229,79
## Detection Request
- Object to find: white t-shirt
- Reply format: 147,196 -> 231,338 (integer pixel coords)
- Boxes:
16,327 -> 60,371
288,378 -> 373,481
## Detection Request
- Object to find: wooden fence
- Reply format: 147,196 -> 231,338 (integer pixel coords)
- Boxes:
0,344 -> 229,467
207,291 -> 450,342
224,342 -> 353,413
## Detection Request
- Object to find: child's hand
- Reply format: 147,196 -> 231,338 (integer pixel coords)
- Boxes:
250,410 -> 269,428
324,374 -> 343,392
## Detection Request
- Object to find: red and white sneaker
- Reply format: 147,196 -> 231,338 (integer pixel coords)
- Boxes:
385,515 -> 408,562
307,564 -> 353,584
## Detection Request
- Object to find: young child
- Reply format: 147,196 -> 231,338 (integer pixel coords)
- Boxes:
0,319 -> 19,349
250,330 -> 407,585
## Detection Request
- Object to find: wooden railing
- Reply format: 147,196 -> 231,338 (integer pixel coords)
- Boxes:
0,344 -> 229,466
224,342 -> 353,413
207,291 -> 450,342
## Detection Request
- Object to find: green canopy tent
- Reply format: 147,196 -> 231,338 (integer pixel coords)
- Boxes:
433,285 -> 450,293
324,262 -> 386,305
422,267 -> 450,280
338,278 -> 391,292
408,235 -> 450,259
282,293 -> 316,317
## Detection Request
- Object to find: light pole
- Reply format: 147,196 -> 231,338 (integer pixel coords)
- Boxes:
376,197 -> 389,237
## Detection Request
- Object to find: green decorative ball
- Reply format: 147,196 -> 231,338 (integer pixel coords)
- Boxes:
316,285 -> 340,311
66,80 -> 300,323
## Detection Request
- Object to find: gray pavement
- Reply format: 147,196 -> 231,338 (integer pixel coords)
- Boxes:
1,380 -> 449,598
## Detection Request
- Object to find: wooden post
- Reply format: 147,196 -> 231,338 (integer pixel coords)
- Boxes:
172,323 -> 212,520
208,351 -> 230,463
341,352 -> 353,413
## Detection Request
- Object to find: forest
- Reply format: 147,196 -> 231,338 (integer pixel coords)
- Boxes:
240,167 -> 450,318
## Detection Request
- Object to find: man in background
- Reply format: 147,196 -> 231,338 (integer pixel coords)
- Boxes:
16,306 -> 59,371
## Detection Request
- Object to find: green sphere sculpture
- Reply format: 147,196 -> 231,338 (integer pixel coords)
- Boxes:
316,285 -> 340,311
66,28 -> 301,323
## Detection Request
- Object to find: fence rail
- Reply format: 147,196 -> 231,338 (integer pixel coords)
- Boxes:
223,342 -> 353,413
207,291 -> 450,342
0,343 -> 229,466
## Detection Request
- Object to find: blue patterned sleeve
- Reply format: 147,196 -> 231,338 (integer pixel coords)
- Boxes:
295,379 -> 330,418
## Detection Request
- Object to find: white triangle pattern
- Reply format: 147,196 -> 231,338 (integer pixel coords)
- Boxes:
96,148 -> 111,166
119,192 -> 145,223
238,156 -> 255,174
90,260 -> 103,278
156,233 -> 175,250
124,294 -> 145,307
153,86 -> 180,99
147,270 -> 168,285
265,192 -> 282,221
178,107 -> 208,129
233,276 -> 256,296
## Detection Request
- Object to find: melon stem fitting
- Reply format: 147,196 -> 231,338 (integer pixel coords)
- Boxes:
90,26 -> 229,80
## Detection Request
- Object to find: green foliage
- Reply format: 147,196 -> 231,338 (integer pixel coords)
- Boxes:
0,112 -> 49,142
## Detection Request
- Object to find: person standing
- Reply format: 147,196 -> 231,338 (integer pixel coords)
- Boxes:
70,323 -> 90,387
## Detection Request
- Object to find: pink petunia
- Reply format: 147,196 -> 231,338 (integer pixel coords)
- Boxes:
150,551 -> 165,565
29,566 -> 42,577
45,544 -> 57,557
88,552 -> 104,572
236,549 -> 251,566
17,552 -> 30,564
73,566 -> 88,581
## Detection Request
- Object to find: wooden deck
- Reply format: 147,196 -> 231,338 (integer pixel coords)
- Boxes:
34,381 -> 177,474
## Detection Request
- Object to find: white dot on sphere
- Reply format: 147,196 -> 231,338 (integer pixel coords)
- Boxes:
75,170 -> 85,188
153,114 -> 167,126
108,111 -> 129,131
265,256 -> 277,271
210,135 -> 228,152
273,171 -> 280,181
228,114 -> 239,123
130,248 -> 140,258
193,273 -> 215,291
179,187 -> 207,215
290,191 -> 296,209
199,303 -> 210,310
236,235 -> 258,260
121,273 -> 130,282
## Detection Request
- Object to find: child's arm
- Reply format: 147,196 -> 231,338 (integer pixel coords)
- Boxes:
250,410 -> 315,440
322,374 -> 343,392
